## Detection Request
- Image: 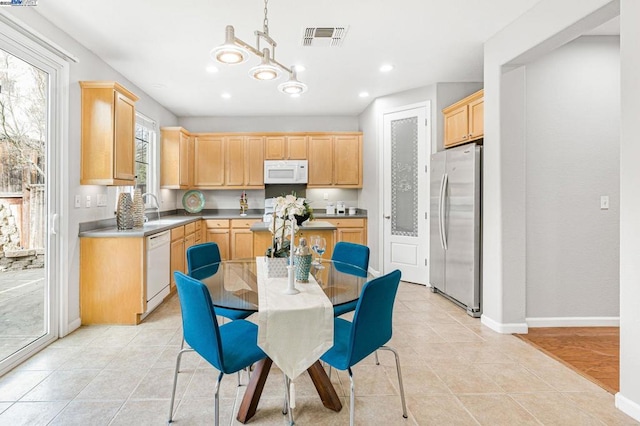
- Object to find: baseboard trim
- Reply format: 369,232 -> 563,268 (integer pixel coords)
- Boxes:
64,318 -> 82,337
616,392 -> 640,422
526,317 -> 620,328
481,314 -> 528,334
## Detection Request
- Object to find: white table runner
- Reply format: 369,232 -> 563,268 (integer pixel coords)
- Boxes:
256,256 -> 333,380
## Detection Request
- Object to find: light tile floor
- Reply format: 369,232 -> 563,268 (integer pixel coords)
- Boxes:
0,282 -> 637,425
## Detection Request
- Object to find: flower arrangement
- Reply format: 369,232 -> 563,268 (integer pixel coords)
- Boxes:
266,193 -> 313,258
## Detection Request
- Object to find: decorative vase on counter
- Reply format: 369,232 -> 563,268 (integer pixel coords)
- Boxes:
294,237 -> 312,283
132,188 -> 145,228
116,192 -> 134,230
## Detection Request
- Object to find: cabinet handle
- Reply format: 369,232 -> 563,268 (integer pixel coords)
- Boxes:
469,133 -> 473,137
462,135 -> 468,139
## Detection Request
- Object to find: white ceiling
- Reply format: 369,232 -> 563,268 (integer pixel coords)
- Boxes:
36,0 -> 545,117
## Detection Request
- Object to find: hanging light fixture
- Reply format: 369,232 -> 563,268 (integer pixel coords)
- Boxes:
278,66 -> 307,95
211,0 -> 307,95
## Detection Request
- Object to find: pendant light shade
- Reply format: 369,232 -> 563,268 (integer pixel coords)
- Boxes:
211,26 -> 248,64
278,68 -> 308,95
249,48 -> 281,80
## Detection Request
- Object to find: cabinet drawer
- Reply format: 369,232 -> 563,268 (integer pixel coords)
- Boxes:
231,219 -> 259,229
171,225 -> 184,241
206,219 -> 229,228
325,218 -> 365,228
195,220 -> 202,231
184,222 -> 196,235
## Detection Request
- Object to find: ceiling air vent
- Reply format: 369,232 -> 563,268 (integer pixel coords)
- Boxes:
302,26 -> 349,47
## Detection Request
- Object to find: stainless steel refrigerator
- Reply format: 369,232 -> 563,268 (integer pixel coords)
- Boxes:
429,144 -> 481,317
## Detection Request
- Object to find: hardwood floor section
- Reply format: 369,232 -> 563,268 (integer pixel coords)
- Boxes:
515,327 -> 619,394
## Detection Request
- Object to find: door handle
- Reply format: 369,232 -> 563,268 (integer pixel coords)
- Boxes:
384,215 -> 391,219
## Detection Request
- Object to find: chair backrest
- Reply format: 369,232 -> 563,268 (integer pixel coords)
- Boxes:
347,269 -> 401,367
174,271 -> 225,370
331,242 -> 370,273
186,242 -> 221,280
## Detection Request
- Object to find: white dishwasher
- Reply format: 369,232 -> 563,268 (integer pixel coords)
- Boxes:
145,230 -> 171,317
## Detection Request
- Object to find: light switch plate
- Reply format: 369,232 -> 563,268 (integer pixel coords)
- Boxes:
74,195 -> 81,208
600,195 -> 609,210
85,195 -> 91,208
97,194 -> 107,207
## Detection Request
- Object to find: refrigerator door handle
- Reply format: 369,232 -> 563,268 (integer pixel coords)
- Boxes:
438,173 -> 446,249
441,172 -> 449,250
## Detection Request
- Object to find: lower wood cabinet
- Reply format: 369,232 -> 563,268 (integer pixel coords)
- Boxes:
325,218 -> 367,246
170,226 -> 185,292
205,219 -> 230,260
80,237 -> 145,325
231,219 -> 260,259
253,228 -> 336,262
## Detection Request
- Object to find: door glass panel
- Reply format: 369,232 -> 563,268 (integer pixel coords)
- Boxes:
0,48 -> 48,362
391,117 -> 418,237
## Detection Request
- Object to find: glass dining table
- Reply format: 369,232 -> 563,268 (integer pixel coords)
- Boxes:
195,257 -> 373,423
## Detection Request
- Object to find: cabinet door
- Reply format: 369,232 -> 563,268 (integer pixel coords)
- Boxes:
170,238 -> 184,291
265,136 -> 286,160
468,97 -> 484,141
253,232 -> 274,258
287,136 -> 307,159
443,104 -> 469,147
225,136 -> 246,187
179,131 -> 191,187
207,229 -> 230,260
193,135 -> 225,187
231,229 -> 254,260
113,91 -> 136,181
333,135 -> 362,187
336,228 -> 366,245
246,136 -> 265,187
307,136 -> 334,186
184,232 -> 196,268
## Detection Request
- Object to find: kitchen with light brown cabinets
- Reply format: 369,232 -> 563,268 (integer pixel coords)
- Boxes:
80,81 -> 138,185
443,89 -> 484,148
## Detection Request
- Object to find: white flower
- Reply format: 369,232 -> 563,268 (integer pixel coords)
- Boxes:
274,194 -> 306,219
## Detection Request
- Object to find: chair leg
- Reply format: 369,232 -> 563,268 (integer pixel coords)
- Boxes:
379,346 -> 408,419
214,371 -> 224,426
168,348 -> 194,423
348,367 -> 355,426
374,350 -> 380,365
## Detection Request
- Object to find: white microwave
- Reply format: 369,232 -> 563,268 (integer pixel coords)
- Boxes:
264,160 -> 308,184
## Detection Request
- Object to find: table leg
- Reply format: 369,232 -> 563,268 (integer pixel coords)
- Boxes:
307,361 -> 343,412
237,357 -> 273,424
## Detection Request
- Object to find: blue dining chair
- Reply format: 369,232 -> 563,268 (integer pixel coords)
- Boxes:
331,242 -> 370,317
186,242 -> 252,321
320,269 -> 407,426
168,271 -> 266,426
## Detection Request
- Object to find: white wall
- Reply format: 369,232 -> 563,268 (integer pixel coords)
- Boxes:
484,0 -> 640,420
618,0 -> 640,418
525,36 -> 620,321
5,8 -> 178,331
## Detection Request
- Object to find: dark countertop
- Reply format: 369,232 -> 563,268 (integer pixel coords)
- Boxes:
79,209 -> 366,238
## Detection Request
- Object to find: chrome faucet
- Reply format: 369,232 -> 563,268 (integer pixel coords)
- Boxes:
141,193 -> 161,221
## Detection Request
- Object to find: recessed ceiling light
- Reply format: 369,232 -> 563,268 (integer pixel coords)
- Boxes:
206,64 -> 219,73
359,92 -> 370,98
293,65 -> 306,72
221,92 -> 231,99
379,64 -> 394,72
290,93 -> 300,98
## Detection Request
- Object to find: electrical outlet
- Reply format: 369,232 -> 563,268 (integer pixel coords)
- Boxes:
74,195 -> 81,208
323,192 -> 329,200
85,195 -> 91,208
97,194 -> 107,207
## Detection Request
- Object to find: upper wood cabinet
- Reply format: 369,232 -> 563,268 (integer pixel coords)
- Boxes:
225,136 -> 265,189
443,89 -> 484,148
193,134 -> 225,188
80,81 -> 139,185
308,133 -> 362,188
265,135 -> 307,160
160,127 -> 191,189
